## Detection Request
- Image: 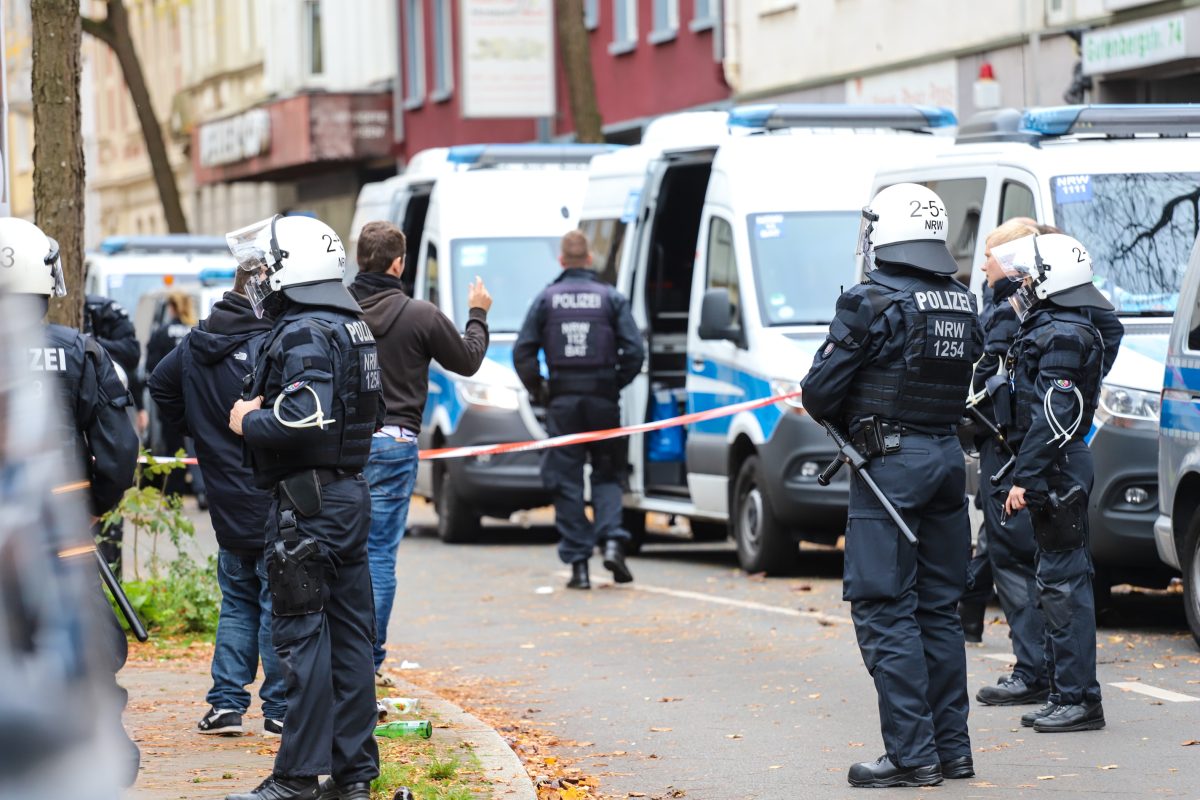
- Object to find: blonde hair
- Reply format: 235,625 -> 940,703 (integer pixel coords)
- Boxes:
987,218 -> 1039,248
168,291 -> 198,327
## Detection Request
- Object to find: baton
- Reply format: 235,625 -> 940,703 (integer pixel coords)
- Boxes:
95,550 -> 149,642
962,405 -> 1016,486
816,421 -> 917,545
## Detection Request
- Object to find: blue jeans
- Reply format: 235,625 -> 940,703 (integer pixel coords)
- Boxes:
364,436 -> 419,671
206,550 -> 287,720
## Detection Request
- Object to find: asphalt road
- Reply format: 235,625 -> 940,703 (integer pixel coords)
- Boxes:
384,501 -> 1200,800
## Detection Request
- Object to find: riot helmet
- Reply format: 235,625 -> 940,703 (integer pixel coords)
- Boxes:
0,218 -> 67,297
859,183 -> 957,275
226,214 -> 359,318
991,232 -> 1113,320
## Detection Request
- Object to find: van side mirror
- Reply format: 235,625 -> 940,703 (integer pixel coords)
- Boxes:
698,288 -> 740,343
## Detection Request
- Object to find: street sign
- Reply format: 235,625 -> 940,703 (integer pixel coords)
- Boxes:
460,0 -> 556,119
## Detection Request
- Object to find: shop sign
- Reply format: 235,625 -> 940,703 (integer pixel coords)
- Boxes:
199,109 -> 271,168
461,0 -> 555,119
1083,14 -> 1188,75
846,60 -> 957,110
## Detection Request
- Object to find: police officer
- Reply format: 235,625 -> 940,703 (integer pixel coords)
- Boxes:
514,230 -> 644,590
0,217 -> 141,786
802,184 -> 983,788
995,232 -> 1113,733
226,215 -> 384,800
83,293 -> 144,572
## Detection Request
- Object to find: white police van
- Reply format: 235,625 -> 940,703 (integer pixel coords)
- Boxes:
1157,233 -> 1200,646
874,104 -> 1200,598
410,144 -> 617,542
614,104 -> 958,573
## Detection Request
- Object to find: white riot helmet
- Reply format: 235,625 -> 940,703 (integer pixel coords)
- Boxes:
0,217 -> 67,297
990,232 -> 1113,320
858,183 -> 957,275
225,214 -> 359,318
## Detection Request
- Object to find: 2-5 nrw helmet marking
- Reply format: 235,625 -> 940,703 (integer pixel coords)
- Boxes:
861,183 -> 958,275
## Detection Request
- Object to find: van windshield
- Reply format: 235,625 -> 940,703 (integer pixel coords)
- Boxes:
450,237 -> 561,331
1050,172 -> 1200,316
747,211 -> 861,326
105,273 -> 174,315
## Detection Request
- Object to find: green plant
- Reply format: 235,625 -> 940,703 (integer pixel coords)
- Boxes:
426,757 -> 460,782
102,450 -> 194,581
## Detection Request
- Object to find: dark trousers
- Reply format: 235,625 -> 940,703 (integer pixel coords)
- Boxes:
979,439 -> 1047,688
843,433 -> 972,767
1034,441 -> 1101,706
961,523 -> 992,606
542,394 -> 630,565
267,476 -> 379,784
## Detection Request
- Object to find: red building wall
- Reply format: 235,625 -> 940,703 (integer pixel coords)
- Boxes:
396,0 -> 728,161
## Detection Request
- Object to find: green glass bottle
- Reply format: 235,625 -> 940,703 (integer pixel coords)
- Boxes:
374,720 -> 432,739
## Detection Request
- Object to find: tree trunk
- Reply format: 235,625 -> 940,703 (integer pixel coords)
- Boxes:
32,0 -> 85,329
83,0 -> 188,233
555,0 -> 604,143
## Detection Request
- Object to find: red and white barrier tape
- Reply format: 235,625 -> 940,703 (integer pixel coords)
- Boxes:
139,391 -> 804,465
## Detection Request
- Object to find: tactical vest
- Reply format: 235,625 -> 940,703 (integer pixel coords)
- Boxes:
540,279 -> 618,374
250,311 -> 381,480
1007,308 -> 1103,439
843,270 -> 981,428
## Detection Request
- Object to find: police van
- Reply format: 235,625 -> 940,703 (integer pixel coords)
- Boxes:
410,144 -> 617,542
873,104 -> 1199,597
1157,233 -> 1200,646
614,104 -> 958,573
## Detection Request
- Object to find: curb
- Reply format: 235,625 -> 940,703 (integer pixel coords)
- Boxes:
393,677 -> 537,800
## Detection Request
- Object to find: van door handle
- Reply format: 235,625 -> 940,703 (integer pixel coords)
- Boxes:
691,358 -> 705,372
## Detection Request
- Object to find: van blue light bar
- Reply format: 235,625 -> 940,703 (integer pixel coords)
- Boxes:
198,267 -> 237,286
1021,104 -> 1200,137
99,235 -> 229,255
728,103 -> 957,132
447,143 -> 622,167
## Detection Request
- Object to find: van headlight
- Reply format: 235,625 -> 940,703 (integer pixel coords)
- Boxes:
769,379 -> 805,412
1096,384 -> 1159,430
458,380 -> 521,411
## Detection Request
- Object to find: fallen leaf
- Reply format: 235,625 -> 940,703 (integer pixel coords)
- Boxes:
649,727 -> 672,732
1183,740 -> 1200,747
807,693 -> 821,699
520,643 -> 536,649
628,794 -> 646,798
1100,764 -> 1119,770
658,697 -> 682,703
1153,663 -> 1166,669
848,742 -> 864,747
1037,775 -> 1056,780
725,734 -> 743,740
768,765 -> 782,770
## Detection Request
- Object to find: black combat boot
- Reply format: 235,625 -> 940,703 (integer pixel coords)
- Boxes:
567,560 -> 590,589
226,775 -> 319,800
958,600 -> 985,643
976,675 -> 1050,706
1020,700 -> 1056,727
317,780 -> 371,800
940,754 -> 975,779
847,755 -> 942,788
1032,701 -> 1105,732
603,539 -> 634,584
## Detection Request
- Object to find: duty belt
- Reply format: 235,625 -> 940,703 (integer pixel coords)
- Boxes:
849,418 -> 954,458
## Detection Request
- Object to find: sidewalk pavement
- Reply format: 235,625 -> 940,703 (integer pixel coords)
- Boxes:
119,648 -> 535,799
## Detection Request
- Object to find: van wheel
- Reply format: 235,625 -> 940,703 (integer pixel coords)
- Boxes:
733,456 -> 797,574
435,467 -> 482,544
689,520 -> 728,542
1183,516 -> 1200,649
622,509 -> 646,556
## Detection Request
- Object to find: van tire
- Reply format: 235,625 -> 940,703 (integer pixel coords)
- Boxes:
435,467 -> 482,544
622,509 -> 646,556
1183,515 -> 1200,649
689,520 -> 728,542
733,456 -> 797,574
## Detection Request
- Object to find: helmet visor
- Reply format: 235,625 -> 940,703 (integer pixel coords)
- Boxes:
990,234 -> 1038,284
855,207 -> 878,257
45,237 -> 66,298
1009,284 -> 1037,321
225,216 -> 279,273
244,271 -> 274,319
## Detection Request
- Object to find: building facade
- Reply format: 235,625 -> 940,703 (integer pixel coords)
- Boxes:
395,0 -> 730,160
728,0 -> 1200,122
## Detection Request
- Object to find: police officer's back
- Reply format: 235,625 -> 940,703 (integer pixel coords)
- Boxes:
802,184 -> 983,788
225,215 -> 383,800
514,231 -> 644,590
995,233 -> 1117,734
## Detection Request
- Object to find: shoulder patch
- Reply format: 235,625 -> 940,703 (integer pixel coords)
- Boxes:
1052,379 -> 1075,392
283,380 -> 309,395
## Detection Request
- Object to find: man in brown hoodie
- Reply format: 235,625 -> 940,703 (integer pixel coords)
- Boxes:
349,221 -> 491,683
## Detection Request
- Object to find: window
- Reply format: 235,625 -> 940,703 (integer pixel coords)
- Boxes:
578,218 -> 626,286
1188,282 -> 1200,352
450,238 -> 561,332
584,0 -> 599,31
610,0 -> 637,52
917,178 -> 986,286
423,242 -> 439,307
432,0 -> 454,99
304,0 -> 324,76
747,212 -> 860,326
1000,181 -> 1036,224
650,0 -> 678,41
404,0 -> 425,106
706,217 -> 741,334
691,0 -> 715,30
